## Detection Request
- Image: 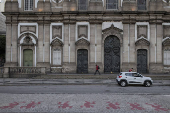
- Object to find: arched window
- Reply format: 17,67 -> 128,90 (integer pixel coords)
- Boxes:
137,0 -> 146,10
106,0 -> 118,10
78,0 -> 87,10
164,49 -> 170,65
25,0 -> 33,11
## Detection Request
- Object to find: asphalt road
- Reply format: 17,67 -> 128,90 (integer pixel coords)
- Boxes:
0,85 -> 170,94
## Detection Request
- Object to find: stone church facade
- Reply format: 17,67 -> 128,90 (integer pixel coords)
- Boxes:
3,0 -> 170,75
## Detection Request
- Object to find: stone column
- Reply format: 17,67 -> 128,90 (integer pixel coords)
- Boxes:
43,23 -> 50,70
149,23 -> 163,73
69,23 -> 76,73
89,24 -> 95,73
5,24 -> 11,63
122,24 -> 129,71
63,24 -> 69,63
11,23 -> 18,65
96,24 -> 102,70
37,20 -> 44,66
3,21 -> 11,77
44,23 -> 50,63
129,24 -> 136,71
157,24 -> 163,63
150,24 -> 156,63
70,24 -> 76,63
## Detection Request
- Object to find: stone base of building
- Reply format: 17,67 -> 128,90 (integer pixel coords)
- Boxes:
3,62 -> 18,78
121,63 -> 137,72
149,63 -> 163,74
62,63 -> 77,74
37,62 -> 51,73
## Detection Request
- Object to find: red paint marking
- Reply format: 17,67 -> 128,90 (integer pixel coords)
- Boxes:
106,102 -> 120,109
80,101 -> 95,108
128,103 -> 145,110
20,101 -> 41,109
58,101 -> 72,109
0,102 -> 25,109
146,103 -> 169,111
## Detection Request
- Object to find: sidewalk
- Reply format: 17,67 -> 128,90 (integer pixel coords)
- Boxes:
0,78 -> 170,86
33,73 -> 170,79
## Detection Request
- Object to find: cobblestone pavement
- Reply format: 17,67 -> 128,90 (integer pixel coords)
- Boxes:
0,94 -> 170,113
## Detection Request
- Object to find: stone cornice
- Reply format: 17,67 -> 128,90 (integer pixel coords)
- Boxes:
2,11 -> 168,23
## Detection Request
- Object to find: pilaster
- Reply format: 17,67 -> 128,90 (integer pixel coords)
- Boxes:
63,24 -> 69,63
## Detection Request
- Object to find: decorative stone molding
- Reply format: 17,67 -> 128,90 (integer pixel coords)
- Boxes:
20,26 -> 36,34
162,37 -> 170,46
18,33 -> 38,45
51,38 -> 64,46
78,25 -> 88,39
52,35 -> 62,39
75,38 -> 90,46
137,25 -> 147,39
138,34 -> 147,39
21,37 -> 34,46
52,25 -> 62,39
135,37 -> 150,46
102,24 -> 123,44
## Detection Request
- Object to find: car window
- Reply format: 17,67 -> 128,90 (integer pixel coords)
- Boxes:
125,73 -> 133,77
132,73 -> 140,77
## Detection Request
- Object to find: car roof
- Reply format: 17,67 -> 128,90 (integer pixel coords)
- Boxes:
120,72 -> 137,73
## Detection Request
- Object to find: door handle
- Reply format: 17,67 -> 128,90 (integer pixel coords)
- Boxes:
134,78 -> 136,79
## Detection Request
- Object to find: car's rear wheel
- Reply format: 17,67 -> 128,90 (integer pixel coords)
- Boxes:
144,81 -> 151,87
120,81 -> 127,87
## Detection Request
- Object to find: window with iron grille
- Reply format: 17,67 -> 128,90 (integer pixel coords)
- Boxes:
78,0 -> 87,11
25,0 -> 33,11
137,0 -> 146,10
106,0 -> 118,10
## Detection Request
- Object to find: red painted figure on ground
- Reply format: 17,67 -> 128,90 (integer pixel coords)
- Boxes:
0,102 -> 20,109
0,102 -> 25,109
106,102 -> 120,109
80,101 -> 96,108
146,103 -> 169,111
20,101 -> 41,109
58,101 -> 73,109
128,103 -> 145,110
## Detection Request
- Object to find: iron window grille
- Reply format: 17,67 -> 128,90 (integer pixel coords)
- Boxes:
106,0 -> 118,10
78,0 -> 88,11
137,0 -> 146,10
25,0 -> 33,11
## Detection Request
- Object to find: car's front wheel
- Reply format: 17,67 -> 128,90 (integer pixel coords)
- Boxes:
144,81 -> 151,87
120,81 -> 127,87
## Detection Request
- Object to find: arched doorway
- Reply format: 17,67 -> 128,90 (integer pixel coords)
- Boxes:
137,49 -> 147,73
104,35 -> 120,73
23,49 -> 33,67
77,49 -> 88,73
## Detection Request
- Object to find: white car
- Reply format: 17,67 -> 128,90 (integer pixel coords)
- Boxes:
116,72 -> 153,87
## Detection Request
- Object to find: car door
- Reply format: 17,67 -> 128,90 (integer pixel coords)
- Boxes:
132,73 -> 143,84
125,73 -> 135,84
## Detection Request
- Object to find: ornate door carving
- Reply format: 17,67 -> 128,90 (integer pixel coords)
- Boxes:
77,49 -> 88,73
137,49 -> 147,73
104,36 -> 120,73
